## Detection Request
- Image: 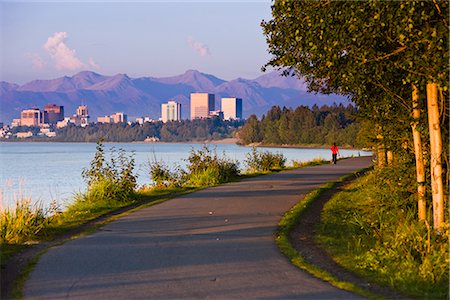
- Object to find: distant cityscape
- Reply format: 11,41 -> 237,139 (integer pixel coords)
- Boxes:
0,93 -> 243,139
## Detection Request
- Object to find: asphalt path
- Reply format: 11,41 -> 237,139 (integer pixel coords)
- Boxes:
24,156 -> 372,299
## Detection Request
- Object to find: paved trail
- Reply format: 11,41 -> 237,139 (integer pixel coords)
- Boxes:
24,156 -> 372,299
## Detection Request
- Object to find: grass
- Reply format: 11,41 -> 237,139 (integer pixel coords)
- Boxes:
275,173 -> 380,299
290,157 -> 329,168
0,186 -> 195,263
316,171 -> 449,299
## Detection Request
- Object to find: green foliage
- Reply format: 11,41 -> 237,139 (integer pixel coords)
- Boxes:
51,119 -> 243,142
0,197 -> 48,244
238,104 -> 362,147
148,145 -> 240,188
185,146 -> 240,187
318,168 -> 449,299
80,141 -> 137,203
149,160 -> 185,188
245,147 -> 286,173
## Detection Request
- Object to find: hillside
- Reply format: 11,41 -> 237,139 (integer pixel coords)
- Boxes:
0,70 -> 346,123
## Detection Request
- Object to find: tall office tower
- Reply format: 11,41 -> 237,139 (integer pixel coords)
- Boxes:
111,112 -> 127,123
221,97 -> 242,120
20,108 -> 43,127
43,104 -> 64,125
190,93 -> 215,119
161,101 -> 182,123
76,105 -> 89,127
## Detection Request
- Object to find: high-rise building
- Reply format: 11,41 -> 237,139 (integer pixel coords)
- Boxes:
76,105 -> 89,127
111,112 -> 127,123
221,97 -> 242,120
20,108 -> 43,127
190,93 -> 215,119
161,101 -> 181,123
43,104 -> 64,125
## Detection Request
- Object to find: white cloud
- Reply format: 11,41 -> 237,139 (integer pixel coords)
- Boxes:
187,36 -> 211,57
43,32 -> 85,70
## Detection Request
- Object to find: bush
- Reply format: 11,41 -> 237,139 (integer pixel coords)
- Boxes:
185,145 -> 240,187
149,160 -> 185,188
80,141 -> 137,203
245,147 -> 286,172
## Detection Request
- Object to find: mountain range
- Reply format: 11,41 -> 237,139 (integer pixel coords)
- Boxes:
0,70 -> 346,123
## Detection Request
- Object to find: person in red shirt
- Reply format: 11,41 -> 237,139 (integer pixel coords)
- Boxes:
331,143 -> 340,164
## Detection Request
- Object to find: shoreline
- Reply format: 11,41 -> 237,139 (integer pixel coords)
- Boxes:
1,138 -> 370,151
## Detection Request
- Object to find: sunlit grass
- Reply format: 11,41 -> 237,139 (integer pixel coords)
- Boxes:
317,171 -> 449,299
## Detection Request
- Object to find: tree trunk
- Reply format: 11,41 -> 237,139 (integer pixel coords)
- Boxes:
426,83 -> 444,231
387,150 -> 394,166
376,125 -> 386,168
411,85 -> 426,221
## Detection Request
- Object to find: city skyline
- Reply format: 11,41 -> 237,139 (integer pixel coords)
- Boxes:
1,1 -> 273,84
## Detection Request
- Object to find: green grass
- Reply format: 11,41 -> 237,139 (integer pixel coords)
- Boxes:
317,171 -> 449,299
275,174 -> 380,299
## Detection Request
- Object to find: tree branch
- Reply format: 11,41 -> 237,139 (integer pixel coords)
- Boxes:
361,46 -> 407,64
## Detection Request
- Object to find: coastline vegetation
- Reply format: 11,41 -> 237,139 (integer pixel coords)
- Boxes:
5,118 -> 243,143
238,104 -> 361,147
0,141 -> 299,264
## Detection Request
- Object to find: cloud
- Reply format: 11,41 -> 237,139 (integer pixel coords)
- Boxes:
187,36 -> 211,57
88,57 -> 101,70
27,53 -> 47,70
43,32 -> 85,70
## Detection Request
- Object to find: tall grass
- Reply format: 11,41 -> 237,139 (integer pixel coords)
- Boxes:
291,157 -> 328,168
0,190 -> 48,244
317,166 -> 449,299
149,145 -> 240,188
244,147 -> 286,172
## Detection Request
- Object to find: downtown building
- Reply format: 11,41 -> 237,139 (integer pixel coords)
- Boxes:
161,101 -> 181,123
20,108 -> 43,127
190,93 -> 215,119
97,112 -> 128,124
43,104 -> 64,125
221,97 -> 242,120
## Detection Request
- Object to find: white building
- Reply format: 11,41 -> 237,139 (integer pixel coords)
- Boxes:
161,101 -> 182,122
97,116 -> 112,123
111,112 -> 127,123
190,93 -> 215,119
76,105 -> 89,127
221,97 -> 242,120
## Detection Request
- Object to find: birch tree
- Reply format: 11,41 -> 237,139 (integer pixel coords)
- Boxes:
262,0 -> 448,229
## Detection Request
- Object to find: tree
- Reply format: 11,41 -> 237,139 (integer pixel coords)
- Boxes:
262,0 -> 448,230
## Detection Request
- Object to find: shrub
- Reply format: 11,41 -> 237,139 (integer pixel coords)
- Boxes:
149,160 -> 185,188
80,141 -> 137,203
245,147 -> 286,172
185,145 -> 240,187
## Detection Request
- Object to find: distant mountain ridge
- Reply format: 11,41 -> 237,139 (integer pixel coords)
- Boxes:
0,70 -> 346,123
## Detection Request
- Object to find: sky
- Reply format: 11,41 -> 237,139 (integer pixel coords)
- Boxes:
0,1 -> 274,84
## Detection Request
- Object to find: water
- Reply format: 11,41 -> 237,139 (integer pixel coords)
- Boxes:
0,142 -> 371,209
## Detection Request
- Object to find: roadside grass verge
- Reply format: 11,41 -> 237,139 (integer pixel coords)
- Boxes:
1,186 -> 195,262
317,170 -> 449,299
275,173 -> 380,299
